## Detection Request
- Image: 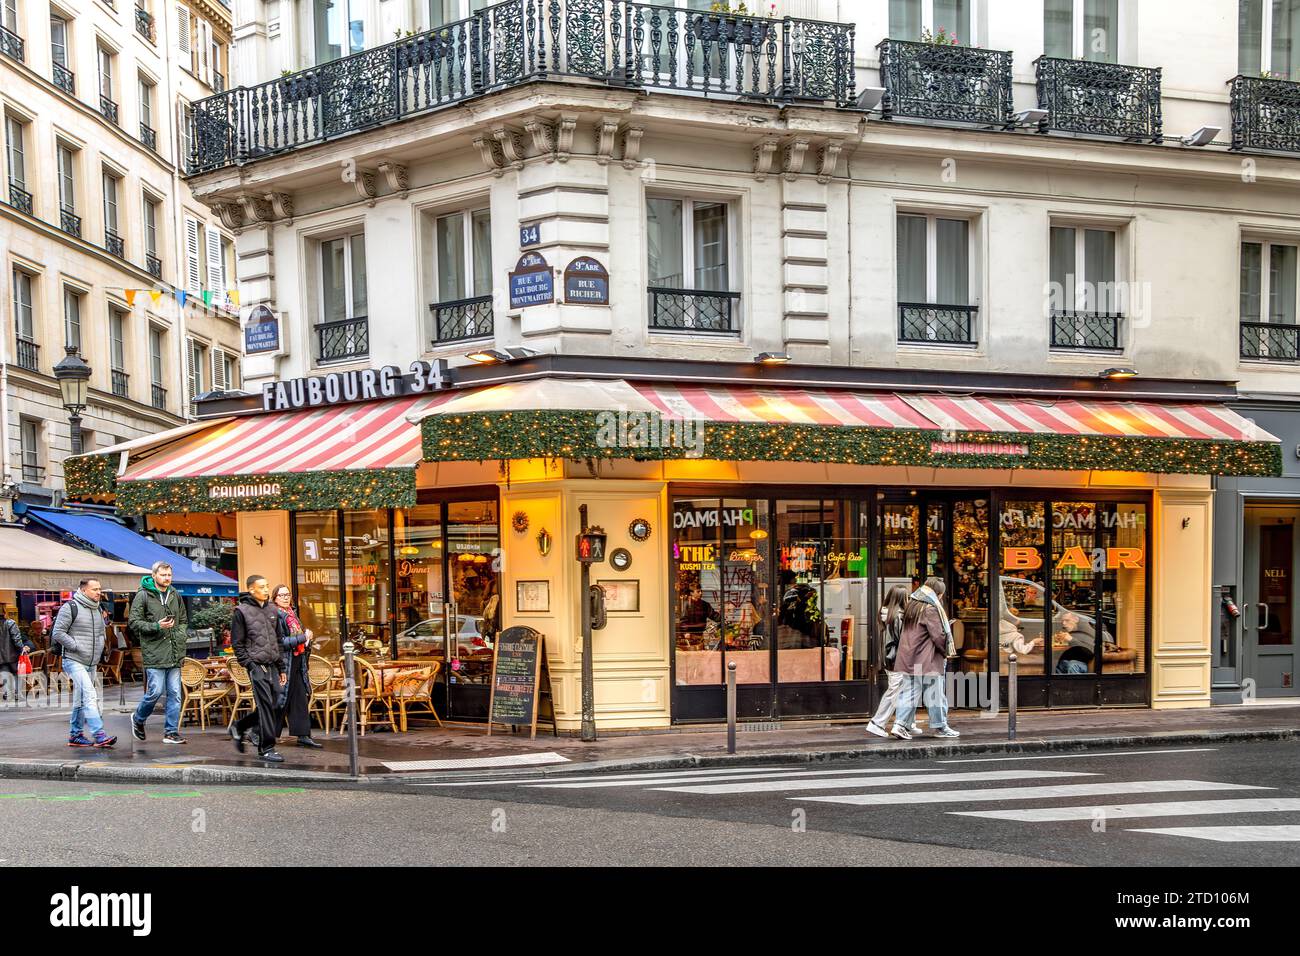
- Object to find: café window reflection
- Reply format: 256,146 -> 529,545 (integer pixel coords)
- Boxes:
294,510 -> 341,656
673,498 -> 725,685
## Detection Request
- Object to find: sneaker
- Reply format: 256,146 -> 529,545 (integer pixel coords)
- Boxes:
93,732 -> 118,748
908,723 -> 925,736
131,719 -> 146,742
865,721 -> 888,738
68,733 -> 94,748
933,726 -> 961,738
889,724 -> 912,740
163,733 -> 187,745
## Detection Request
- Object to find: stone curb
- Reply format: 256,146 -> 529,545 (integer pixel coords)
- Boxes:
2,726 -> 1296,787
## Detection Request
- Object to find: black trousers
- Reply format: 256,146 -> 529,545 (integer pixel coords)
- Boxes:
280,653 -> 311,738
234,661 -> 282,753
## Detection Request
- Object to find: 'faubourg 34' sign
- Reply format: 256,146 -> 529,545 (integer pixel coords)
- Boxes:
261,359 -> 451,412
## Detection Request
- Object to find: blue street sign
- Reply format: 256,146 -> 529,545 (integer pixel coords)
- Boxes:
244,306 -> 281,354
519,223 -> 541,247
509,252 -> 554,309
564,256 -> 610,306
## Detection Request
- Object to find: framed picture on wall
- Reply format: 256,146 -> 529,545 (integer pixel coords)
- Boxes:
516,580 -> 550,613
598,579 -> 640,613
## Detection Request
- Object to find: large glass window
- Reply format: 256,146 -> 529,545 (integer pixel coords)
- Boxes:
1051,225 -> 1117,314
896,213 -> 970,307
1241,240 -> 1299,325
647,197 -> 730,292
12,268 -> 33,341
999,501 -> 1047,676
57,145 -> 75,213
445,500 -> 500,686
673,497 -> 726,685
393,504 -> 445,659
890,0 -> 970,41
719,498 -> 771,684
314,0 -> 365,64
433,208 -> 491,303
49,14 -> 68,68
102,170 -> 119,237
1241,0 -> 1300,79
1045,0 -> 1118,62
950,498 -> 990,673
62,287 -> 81,350
294,510 -> 342,656
319,232 -> 367,322
5,116 -> 25,191
342,509 -> 390,652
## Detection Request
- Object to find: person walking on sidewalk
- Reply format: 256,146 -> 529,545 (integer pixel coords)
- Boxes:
866,584 -> 921,738
1,613 -> 33,701
891,577 -> 960,740
129,561 -> 189,744
229,575 -> 286,763
272,585 -> 321,750
51,579 -> 117,748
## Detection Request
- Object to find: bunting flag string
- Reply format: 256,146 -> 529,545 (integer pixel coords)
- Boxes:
114,288 -> 241,311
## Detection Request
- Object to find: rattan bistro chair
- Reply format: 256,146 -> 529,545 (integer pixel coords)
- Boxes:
353,658 -> 397,735
307,655 -> 344,733
391,662 -> 443,731
225,661 -> 256,729
180,657 -> 228,730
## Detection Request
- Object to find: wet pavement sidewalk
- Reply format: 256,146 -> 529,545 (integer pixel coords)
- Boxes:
2,684 -> 1298,782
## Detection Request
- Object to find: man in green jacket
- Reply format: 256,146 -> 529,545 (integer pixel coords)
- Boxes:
129,561 -> 189,744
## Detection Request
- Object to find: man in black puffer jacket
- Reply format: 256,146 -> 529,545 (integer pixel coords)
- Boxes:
229,575 -> 285,763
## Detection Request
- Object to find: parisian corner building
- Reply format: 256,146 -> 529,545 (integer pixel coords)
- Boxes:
61,0 -> 1300,730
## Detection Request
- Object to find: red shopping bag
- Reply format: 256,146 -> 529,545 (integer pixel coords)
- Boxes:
16,650 -> 31,676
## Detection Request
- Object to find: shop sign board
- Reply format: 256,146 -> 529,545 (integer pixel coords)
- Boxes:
563,256 -> 609,305
508,252 -> 554,309
243,305 -> 282,355
261,359 -> 450,412
1002,547 -> 1145,572
487,626 -> 556,739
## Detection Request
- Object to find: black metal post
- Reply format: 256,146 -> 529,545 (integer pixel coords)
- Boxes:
1007,653 -> 1017,740
343,640 -> 359,778
68,412 -> 83,456
726,660 -> 737,754
579,503 -> 596,742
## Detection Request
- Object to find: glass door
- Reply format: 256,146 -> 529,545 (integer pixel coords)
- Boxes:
1244,506 -> 1300,697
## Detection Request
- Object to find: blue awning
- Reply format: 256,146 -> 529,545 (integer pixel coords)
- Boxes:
22,507 -> 238,597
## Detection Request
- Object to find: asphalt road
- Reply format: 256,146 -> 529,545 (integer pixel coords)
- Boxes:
1,741 -> 1296,866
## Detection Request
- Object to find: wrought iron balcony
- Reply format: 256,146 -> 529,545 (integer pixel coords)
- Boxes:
135,7 -> 156,43
21,462 -> 44,483
431,294 -> 493,343
105,230 -> 125,258
316,316 -> 370,362
1240,321 -> 1300,362
15,337 -> 38,372
100,95 -> 119,125
1,24 -> 24,62
187,0 -> 855,174
648,286 -> 741,333
60,206 -> 82,238
898,303 -> 978,345
151,383 -> 167,410
53,62 -> 74,95
877,39 -> 1013,127
1050,310 -> 1123,351
145,253 -> 162,278
1034,57 -> 1161,142
1230,74 -> 1300,152
111,369 -> 130,398
140,121 -> 157,151
8,181 -> 33,215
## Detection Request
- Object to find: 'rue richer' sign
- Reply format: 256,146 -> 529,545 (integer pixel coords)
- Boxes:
261,359 -> 451,412
564,256 -> 609,305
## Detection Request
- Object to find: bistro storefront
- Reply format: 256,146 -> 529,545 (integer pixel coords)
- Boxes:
64,356 -> 1282,730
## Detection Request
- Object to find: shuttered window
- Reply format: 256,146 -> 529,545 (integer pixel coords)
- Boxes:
205,226 -> 224,299
186,337 -> 206,415
184,216 -> 202,292
176,4 -> 191,59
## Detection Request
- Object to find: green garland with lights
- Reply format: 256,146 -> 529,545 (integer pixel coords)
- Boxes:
110,468 -> 418,514
420,411 -> 1282,477
63,454 -> 120,500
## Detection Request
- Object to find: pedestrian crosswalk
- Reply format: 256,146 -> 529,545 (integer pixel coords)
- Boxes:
426,757 -> 1300,844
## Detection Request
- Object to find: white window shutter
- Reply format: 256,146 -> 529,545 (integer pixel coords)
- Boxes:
211,348 -> 227,390
185,337 -> 197,406
205,226 -> 224,299
197,20 -> 211,82
185,217 -> 202,293
176,5 -> 191,57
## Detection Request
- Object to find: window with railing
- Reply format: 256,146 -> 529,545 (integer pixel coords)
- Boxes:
63,287 -> 83,351
149,325 -> 166,409
1,0 -> 23,63
317,232 -> 368,361
103,170 -> 124,256
897,212 -> 976,344
139,76 -> 157,150
20,418 -> 43,483
12,267 -> 37,370
1049,225 -> 1123,350
110,308 -> 128,398
98,46 -> 118,124
50,14 -> 73,93
647,196 -> 738,333
430,207 -> 493,343
5,114 -> 31,214
1241,239 -> 1300,361
186,337 -> 207,415
57,144 -> 78,236
1044,0 -> 1118,63
135,2 -> 155,43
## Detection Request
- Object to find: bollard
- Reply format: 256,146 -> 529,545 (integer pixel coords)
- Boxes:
343,641 -> 360,779
726,660 -> 737,754
1007,653 -> 1017,741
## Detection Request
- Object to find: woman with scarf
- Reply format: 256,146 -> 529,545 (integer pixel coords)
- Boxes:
866,584 -> 918,738
272,585 -> 323,749
891,577 -> 960,740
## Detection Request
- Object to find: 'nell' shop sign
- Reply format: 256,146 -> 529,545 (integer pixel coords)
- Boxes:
563,256 -> 609,306
261,359 -> 451,412
508,252 -> 554,309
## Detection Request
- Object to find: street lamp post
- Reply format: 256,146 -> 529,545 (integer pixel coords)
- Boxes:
52,346 -> 92,456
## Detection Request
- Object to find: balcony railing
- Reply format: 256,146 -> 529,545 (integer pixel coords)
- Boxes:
898,303 -> 978,345
15,337 -> 38,372
1,24 -> 24,62
111,368 -> 130,398
1240,321 -> 1300,362
21,462 -> 44,483
316,316 -> 369,362
1230,74 -> 1300,152
431,294 -> 493,343
1050,310 -> 1123,351
878,39 -> 1013,127
140,121 -> 157,151
145,253 -> 162,278
8,181 -> 33,215
100,94 -> 119,125
151,383 -> 167,410
60,206 -> 82,238
1034,57 -> 1161,142
213,70 -> 225,93
187,0 -> 855,174
53,62 -> 75,95
135,7 -> 155,43
105,230 -> 125,257
648,287 -> 741,333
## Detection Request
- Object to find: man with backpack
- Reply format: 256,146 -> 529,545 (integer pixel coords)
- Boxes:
1,613 -> 33,701
128,561 -> 189,744
51,579 -> 116,748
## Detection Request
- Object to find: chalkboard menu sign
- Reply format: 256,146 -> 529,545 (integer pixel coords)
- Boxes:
487,625 -> 556,738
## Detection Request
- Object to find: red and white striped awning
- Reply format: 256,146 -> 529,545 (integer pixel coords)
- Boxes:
123,393 -> 454,482
636,384 -> 937,429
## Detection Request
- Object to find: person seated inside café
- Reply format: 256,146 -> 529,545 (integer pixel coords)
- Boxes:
678,584 -> 720,648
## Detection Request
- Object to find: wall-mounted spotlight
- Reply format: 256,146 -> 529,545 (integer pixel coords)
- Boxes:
853,86 -> 886,111
1181,126 -> 1221,147
754,351 -> 791,365
1013,108 -> 1050,126
1100,367 -> 1138,380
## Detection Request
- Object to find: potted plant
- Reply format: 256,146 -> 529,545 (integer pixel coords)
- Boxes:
694,2 -> 773,48
914,25 -> 985,75
188,600 -> 235,654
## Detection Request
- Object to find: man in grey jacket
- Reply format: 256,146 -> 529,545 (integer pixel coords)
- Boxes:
51,579 -> 116,748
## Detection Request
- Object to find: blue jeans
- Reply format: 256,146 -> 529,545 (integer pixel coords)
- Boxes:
63,659 -> 104,738
895,673 -> 948,731
134,667 -> 182,735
